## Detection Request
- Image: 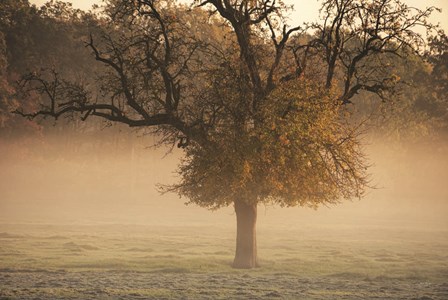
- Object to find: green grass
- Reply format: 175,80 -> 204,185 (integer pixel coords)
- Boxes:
0,223 -> 447,299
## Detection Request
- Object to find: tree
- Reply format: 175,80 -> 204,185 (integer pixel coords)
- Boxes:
15,0 -> 439,268
421,33 -> 448,129
0,0 -> 101,139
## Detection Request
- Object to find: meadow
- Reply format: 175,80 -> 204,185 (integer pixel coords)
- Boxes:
1,219 -> 447,299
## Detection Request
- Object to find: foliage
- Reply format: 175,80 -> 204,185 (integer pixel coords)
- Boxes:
174,79 -> 367,209
291,0 -> 439,103
423,33 -> 448,129
0,0 -> 100,138
346,33 -> 448,141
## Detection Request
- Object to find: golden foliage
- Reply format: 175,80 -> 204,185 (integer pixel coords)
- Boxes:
171,79 -> 368,209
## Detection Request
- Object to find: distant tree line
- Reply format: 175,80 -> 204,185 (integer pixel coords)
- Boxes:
0,0 -> 141,156
1,0 -> 446,142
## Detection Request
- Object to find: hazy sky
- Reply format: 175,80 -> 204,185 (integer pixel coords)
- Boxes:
29,0 -> 448,31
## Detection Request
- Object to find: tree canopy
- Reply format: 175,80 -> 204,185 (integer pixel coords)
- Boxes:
14,0 -> 441,205
174,79 -> 367,209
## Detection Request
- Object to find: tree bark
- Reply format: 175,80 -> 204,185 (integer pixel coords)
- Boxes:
233,200 -> 258,269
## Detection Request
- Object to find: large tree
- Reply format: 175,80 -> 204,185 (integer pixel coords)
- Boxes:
15,0 -> 438,268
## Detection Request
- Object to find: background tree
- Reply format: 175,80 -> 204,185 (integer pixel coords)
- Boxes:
0,0 -> 94,140
421,33 -> 448,130
14,0 -> 439,268
0,0 -> 138,157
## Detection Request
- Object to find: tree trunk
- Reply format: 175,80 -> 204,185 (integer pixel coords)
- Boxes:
233,200 -> 258,269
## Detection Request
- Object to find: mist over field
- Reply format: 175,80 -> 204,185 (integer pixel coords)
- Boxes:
1,133 -> 447,299
1,134 -> 447,228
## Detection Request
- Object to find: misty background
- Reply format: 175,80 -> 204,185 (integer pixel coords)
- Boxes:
1,131 -> 447,232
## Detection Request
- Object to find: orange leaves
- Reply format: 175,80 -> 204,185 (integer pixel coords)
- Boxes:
173,77 -> 367,210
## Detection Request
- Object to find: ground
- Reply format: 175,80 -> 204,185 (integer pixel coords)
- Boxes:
0,221 -> 447,299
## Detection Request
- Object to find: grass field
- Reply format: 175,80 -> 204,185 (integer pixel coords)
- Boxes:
1,220 -> 447,299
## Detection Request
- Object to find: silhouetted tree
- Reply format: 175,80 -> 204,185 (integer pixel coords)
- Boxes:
0,0 -> 98,138
15,0 -> 439,268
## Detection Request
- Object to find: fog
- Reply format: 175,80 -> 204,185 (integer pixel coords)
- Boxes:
1,132 -> 447,231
